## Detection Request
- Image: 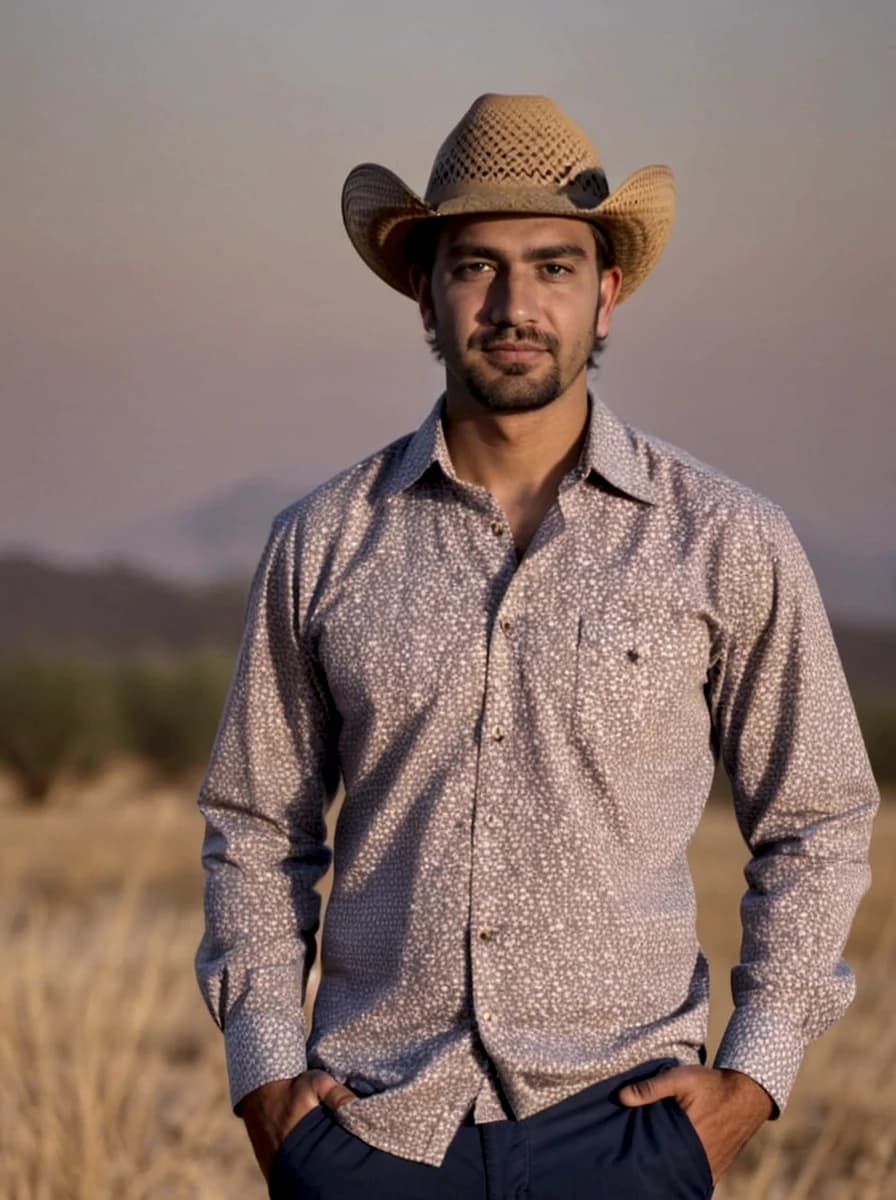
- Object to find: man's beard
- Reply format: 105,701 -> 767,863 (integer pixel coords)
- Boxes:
463,326 -> 563,413
426,321 -> 606,415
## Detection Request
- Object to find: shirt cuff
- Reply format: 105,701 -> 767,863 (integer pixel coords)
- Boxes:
713,1006 -> 807,1118
223,962 -> 309,1113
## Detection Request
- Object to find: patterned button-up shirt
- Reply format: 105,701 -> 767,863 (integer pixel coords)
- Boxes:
195,393 -> 878,1167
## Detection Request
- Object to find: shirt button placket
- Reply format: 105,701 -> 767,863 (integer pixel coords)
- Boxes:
475,693 -> 508,1038
473,522 -> 516,1044
477,715 -> 503,1036
473,918 -> 498,1034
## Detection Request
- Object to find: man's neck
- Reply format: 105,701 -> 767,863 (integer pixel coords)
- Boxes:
441,380 -> 589,503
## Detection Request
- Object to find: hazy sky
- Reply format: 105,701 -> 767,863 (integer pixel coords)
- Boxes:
2,1 -> 894,617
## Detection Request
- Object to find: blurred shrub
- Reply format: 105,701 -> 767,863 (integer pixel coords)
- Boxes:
0,651 -> 234,802
114,650 -> 233,779
0,655 -> 123,802
854,695 -> 896,791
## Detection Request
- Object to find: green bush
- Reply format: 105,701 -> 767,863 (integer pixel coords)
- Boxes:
0,651 -> 234,801
0,655 -> 123,802
114,650 -> 233,779
855,695 -> 896,790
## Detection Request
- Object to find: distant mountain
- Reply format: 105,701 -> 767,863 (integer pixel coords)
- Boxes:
0,554 -> 247,655
828,622 -> 896,696
801,539 -> 895,629
0,553 -> 893,695
99,476 -> 315,583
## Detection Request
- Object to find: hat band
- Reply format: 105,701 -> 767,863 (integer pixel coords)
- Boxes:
426,174 -> 611,218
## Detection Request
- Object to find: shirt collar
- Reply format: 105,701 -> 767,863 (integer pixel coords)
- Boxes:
384,392 -> 657,506
579,392 -> 657,506
383,395 -> 456,495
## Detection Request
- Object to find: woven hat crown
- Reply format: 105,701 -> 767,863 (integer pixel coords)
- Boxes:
425,94 -> 610,208
341,93 -> 676,303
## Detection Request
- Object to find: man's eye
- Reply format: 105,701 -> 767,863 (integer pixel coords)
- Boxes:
456,262 -> 493,278
541,263 -> 572,277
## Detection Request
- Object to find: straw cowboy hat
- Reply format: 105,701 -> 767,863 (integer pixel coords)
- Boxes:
342,93 -> 676,304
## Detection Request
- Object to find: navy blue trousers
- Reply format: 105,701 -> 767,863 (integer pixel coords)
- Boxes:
268,1059 -> 714,1199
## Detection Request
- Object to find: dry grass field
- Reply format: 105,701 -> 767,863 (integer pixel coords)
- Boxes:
0,764 -> 892,1199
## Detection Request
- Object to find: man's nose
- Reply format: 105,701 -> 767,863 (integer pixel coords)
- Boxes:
486,269 -> 538,326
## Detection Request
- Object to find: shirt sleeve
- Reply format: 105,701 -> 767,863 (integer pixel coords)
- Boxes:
707,506 -> 878,1114
194,511 -> 340,1112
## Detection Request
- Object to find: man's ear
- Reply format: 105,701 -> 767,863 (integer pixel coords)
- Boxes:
410,266 -> 435,332
596,265 -> 623,339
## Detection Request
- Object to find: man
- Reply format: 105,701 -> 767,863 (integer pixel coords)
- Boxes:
195,94 -> 878,1198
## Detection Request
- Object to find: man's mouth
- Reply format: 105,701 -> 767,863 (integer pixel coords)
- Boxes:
481,343 -> 548,363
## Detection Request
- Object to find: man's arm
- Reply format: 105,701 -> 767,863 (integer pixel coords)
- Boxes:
707,507 -> 878,1111
194,512 -> 341,1115
621,505 -> 878,1182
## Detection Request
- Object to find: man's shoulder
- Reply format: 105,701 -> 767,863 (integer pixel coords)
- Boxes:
628,420 -> 792,548
269,430 -> 416,539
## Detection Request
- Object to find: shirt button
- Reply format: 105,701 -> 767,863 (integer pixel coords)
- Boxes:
499,616 -> 512,634
478,927 -> 493,941
490,521 -> 505,537
481,1011 -> 494,1022
492,727 -> 505,743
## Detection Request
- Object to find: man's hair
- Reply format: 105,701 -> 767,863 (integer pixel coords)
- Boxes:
410,221 -> 615,371
588,223 -> 617,272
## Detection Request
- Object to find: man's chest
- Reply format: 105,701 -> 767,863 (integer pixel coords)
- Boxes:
305,495 -> 714,746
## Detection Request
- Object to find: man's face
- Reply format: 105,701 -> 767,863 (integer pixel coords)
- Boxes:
414,215 -> 621,414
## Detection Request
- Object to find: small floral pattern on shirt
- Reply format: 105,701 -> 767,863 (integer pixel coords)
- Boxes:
195,394 -> 878,1167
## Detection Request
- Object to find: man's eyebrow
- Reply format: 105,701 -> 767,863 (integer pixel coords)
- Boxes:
444,242 -> 589,263
444,243 -> 503,262
522,244 -> 589,263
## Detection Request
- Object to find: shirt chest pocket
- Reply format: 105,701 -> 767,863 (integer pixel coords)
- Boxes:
573,608 -> 710,745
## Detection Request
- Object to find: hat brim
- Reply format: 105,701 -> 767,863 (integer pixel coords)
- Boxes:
342,163 -> 676,303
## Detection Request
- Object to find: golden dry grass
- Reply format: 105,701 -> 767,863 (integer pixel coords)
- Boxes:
0,766 -> 892,1198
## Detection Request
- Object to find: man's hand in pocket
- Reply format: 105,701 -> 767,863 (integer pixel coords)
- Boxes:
618,1064 -> 773,1184
238,1069 -> 358,1181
